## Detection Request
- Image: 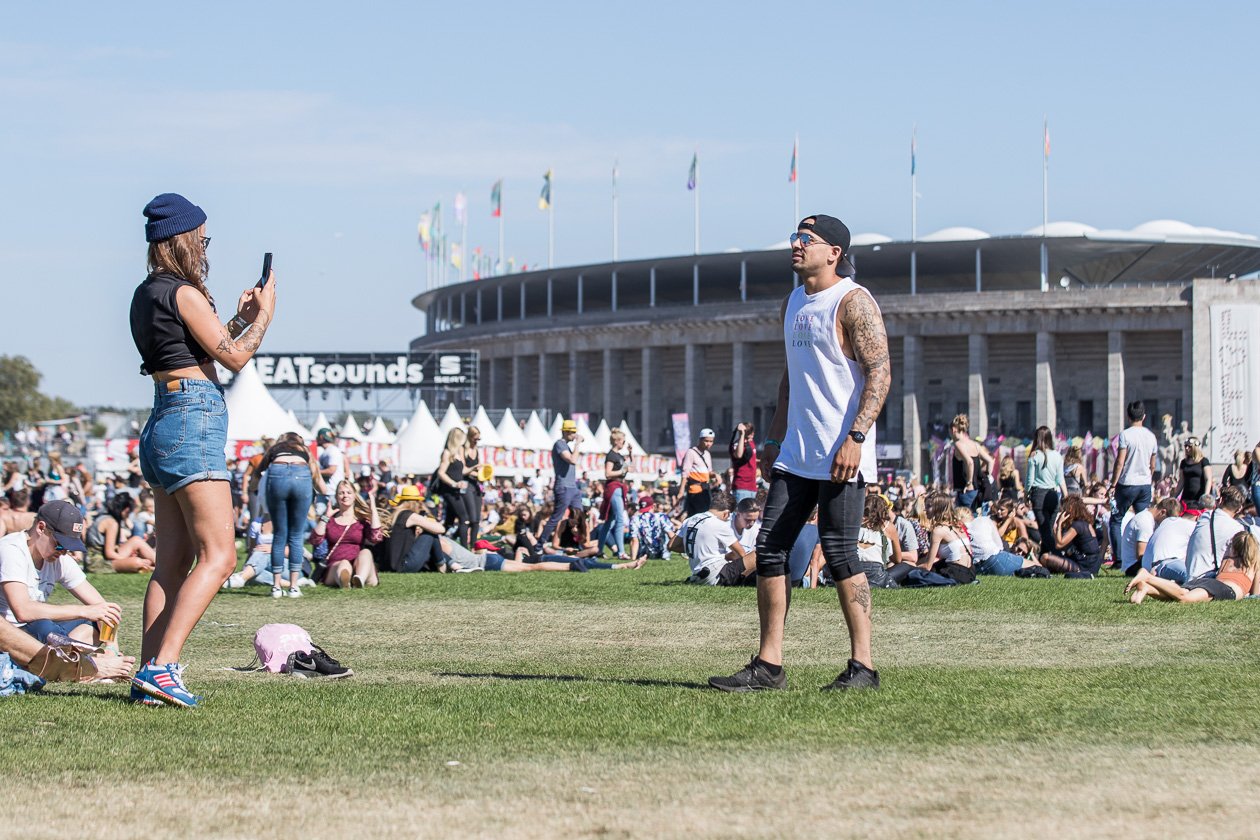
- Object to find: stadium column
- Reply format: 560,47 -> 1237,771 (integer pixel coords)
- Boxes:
1036,331 -> 1057,432
641,347 -> 659,450
568,350 -> 590,416
602,348 -> 623,424
968,334 -> 988,440
1107,331 -> 1126,440
511,355 -> 527,410
731,342 -> 749,429
538,353 -> 560,415
685,344 -> 705,436
902,335 -> 923,479
486,357 -> 498,409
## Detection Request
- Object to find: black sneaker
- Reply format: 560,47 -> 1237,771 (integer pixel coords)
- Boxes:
708,657 -> 786,692
288,647 -> 353,679
821,659 -> 880,691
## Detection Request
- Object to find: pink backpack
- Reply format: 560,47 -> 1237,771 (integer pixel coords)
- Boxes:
253,624 -> 314,673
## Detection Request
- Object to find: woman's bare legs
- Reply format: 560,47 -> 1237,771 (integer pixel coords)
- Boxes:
326,560 -> 353,588
142,481 -> 237,665
353,548 -> 378,587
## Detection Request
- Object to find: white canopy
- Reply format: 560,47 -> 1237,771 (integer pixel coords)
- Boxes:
495,408 -> 529,450
524,411 -> 553,450
593,419 -> 613,452
364,416 -> 395,444
438,404 -> 464,437
548,413 -> 565,440
575,416 -> 600,453
224,359 -> 293,441
395,418 -> 408,435
283,410 -> 314,441
469,406 -> 504,448
395,401 -> 442,476
312,411 -> 331,435
339,414 -> 363,440
619,420 -> 646,457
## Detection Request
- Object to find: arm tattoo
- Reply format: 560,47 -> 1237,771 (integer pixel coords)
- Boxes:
840,291 -> 891,433
849,579 -> 871,612
216,311 -> 271,357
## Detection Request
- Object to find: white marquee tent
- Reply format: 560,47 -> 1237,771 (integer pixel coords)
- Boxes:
495,408 -> 529,450
395,401 -> 442,476
470,406 -> 504,448
524,411 -> 553,450
224,360 -> 294,441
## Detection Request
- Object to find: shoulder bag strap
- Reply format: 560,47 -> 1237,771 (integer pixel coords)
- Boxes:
1210,510 -> 1219,572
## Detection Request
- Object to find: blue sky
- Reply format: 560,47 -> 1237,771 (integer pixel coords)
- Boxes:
2,1 -> 1256,407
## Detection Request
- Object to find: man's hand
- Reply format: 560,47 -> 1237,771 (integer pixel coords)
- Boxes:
758,441 -> 779,476
830,438 -> 863,484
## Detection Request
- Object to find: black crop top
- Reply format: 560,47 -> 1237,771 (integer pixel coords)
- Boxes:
130,272 -> 214,376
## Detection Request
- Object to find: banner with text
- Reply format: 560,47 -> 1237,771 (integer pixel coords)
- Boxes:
1210,304 -> 1260,463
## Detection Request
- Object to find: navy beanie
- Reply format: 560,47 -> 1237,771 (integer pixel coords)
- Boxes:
143,193 -> 207,243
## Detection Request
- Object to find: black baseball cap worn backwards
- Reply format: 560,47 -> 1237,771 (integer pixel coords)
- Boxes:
799,214 -> 856,276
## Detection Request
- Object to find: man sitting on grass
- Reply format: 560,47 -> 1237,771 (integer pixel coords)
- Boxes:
671,491 -> 754,586
1184,486 -> 1248,581
1128,531 -> 1259,603
627,494 -> 675,560
1140,497 -> 1194,582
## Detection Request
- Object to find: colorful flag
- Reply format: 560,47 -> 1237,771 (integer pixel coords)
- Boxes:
491,180 -> 502,217
789,141 -> 798,183
432,201 -> 442,235
1043,120 -> 1050,159
686,153 -> 697,190
538,169 -> 552,210
417,212 -> 431,253
911,129 -> 917,176
454,192 -> 467,224
450,242 -> 462,270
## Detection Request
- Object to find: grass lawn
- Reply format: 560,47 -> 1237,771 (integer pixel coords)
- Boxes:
4,558 -> 1259,839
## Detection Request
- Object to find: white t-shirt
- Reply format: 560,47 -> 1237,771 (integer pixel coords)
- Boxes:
1185,510 -> 1244,580
678,512 -> 735,582
731,519 -> 760,553
0,532 -> 87,626
319,444 -> 345,491
1142,517 -> 1195,572
1119,509 -> 1156,571
1116,425 -> 1158,486
968,516 -> 1005,562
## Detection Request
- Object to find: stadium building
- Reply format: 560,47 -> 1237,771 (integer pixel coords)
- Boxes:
411,220 -> 1260,474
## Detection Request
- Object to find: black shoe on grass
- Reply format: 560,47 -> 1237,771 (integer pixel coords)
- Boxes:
708,657 -> 786,692
289,646 -> 354,679
821,659 -> 879,691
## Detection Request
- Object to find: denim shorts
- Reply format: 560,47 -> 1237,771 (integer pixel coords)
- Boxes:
976,550 -> 1024,576
139,379 -> 231,494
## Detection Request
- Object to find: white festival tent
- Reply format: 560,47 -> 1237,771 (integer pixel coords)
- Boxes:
395,401 -> 443,476
547,413 -> 565,440
312,412 -> 331,435
524,411 -> 553,450
470,406 -> 504,448
284,410 -> 314,440
593,419 -> 613,452
339,414 -> 363,440
224,360 -> 295,441
395,418 -> 408,435
364,416 -> 395,444
575,416 -> 600,453
495,408 -> 529,450
618,420 -> 645,456
438,404 -> 464,437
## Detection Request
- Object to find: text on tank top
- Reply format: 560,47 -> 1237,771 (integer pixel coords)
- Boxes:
775,278 -> 878,482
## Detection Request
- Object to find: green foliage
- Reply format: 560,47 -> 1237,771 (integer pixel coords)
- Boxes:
0,355 -> 79,433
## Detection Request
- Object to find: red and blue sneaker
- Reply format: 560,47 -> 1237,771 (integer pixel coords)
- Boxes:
132,660 -> 201,708
129,684 -> 163,707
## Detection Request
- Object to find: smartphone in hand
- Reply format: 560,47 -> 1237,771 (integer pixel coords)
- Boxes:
257,252 -> 272,288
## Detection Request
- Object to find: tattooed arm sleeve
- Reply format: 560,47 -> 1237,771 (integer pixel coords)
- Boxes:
839,291 -> 891,435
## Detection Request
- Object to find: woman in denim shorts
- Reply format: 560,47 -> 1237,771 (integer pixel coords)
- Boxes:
127,193 -> 276,708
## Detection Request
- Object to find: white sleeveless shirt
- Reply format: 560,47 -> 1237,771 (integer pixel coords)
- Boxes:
775,278 -> 878,483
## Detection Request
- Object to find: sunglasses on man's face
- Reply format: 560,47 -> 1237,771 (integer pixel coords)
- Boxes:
790,231 -> 831,248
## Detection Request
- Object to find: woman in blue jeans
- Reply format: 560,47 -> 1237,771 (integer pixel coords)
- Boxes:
260,433 -> 328,598
595,429 -> 630,558
129,193 -> 275,708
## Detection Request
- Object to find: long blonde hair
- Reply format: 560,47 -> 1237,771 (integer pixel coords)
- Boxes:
444,428 -> 467,457
1227,531 -> 1259,573
335,479 -> 372,522
147,225 -> 213,307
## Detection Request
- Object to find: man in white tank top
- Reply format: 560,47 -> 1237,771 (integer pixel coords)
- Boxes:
710,215 -> 891,693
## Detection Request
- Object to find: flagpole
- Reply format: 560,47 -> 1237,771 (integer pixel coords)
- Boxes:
1041,116 -> 1049,292
693,150 -> 700,255
612,159 -> 619,262
461,218 -> 468,283
910,125 -> 918,295
548,180 -> 555,269
793,133 -> 800,224
498,188 -> 505,277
